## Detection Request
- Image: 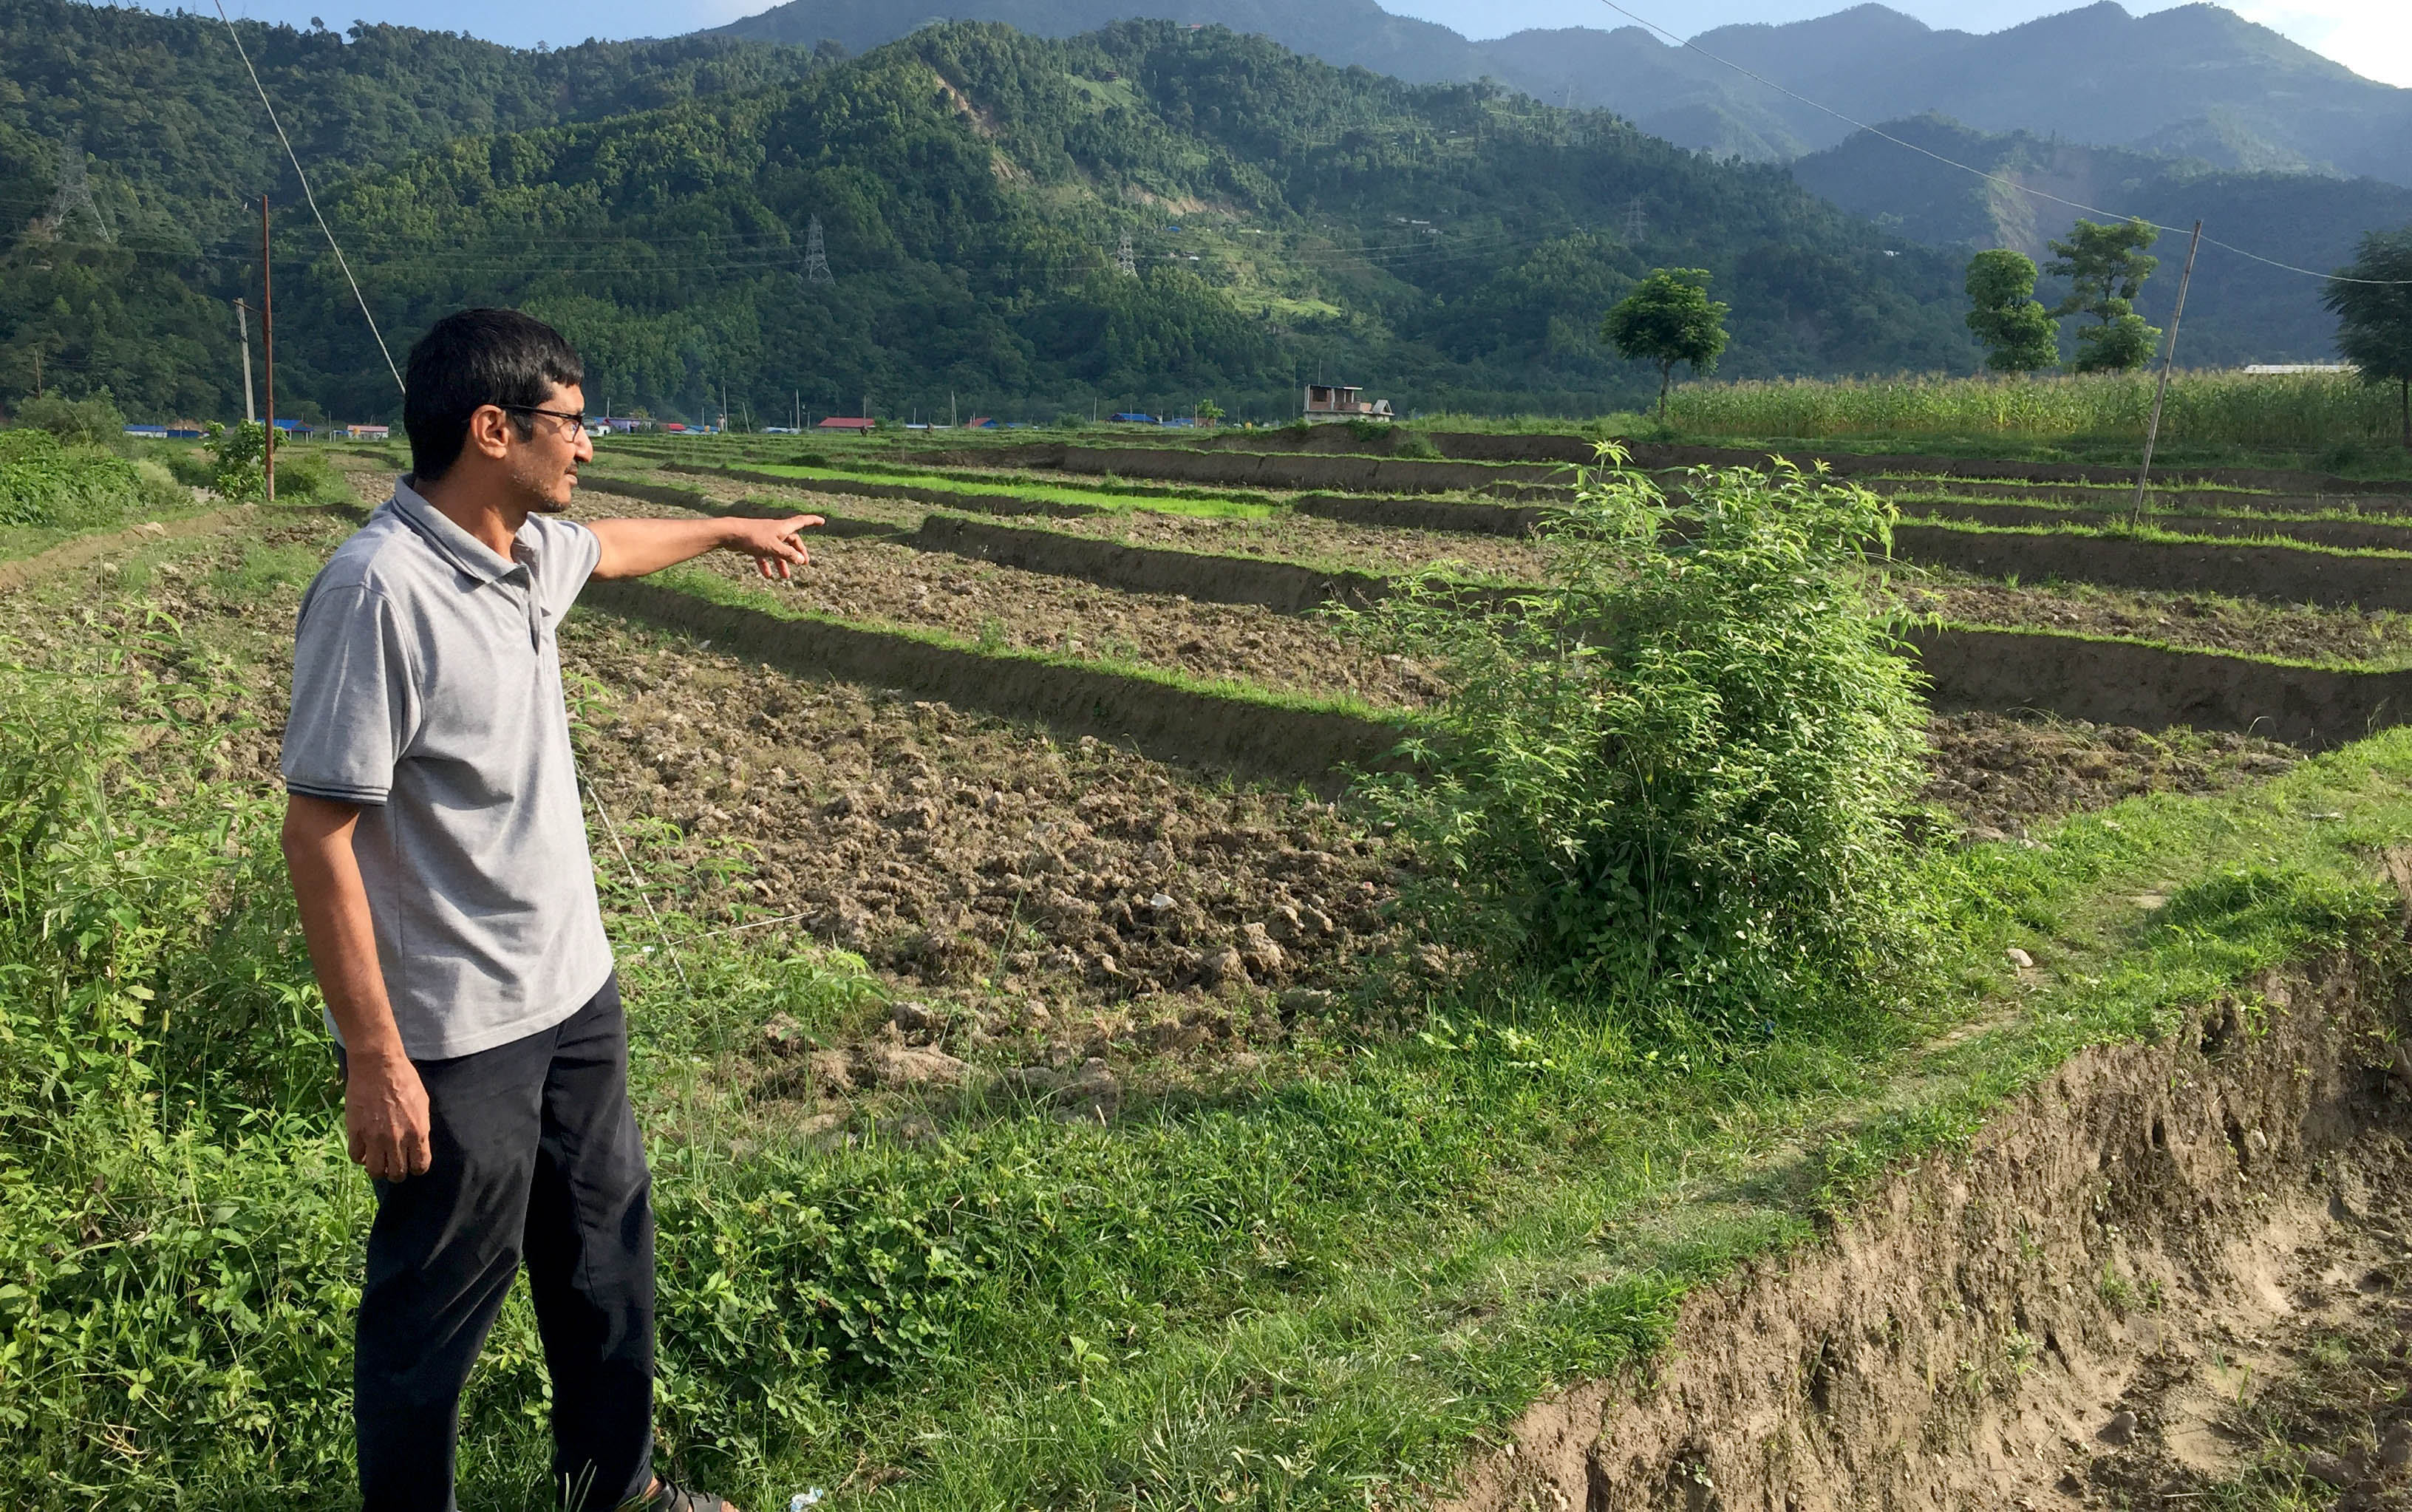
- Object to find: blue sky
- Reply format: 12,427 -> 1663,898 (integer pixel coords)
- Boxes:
180,0 -> 2412,86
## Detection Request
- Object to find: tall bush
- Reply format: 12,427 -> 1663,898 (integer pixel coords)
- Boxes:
0,428 -> 183,530
1336,450 -> 1931,1032
13,390 -> 127,446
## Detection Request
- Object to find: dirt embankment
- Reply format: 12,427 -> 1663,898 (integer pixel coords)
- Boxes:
1450,945 -> 2412,1511
1900,576 -> 2412,666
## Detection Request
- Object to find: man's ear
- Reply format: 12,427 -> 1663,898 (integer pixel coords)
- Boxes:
463,405 -> 514,463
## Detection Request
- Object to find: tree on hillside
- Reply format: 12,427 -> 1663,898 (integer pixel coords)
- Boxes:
1963,248 -> 2057,372
2046,217 -> 2161,372
1603,268 -> 1731,421
2326,228 -> 2412,449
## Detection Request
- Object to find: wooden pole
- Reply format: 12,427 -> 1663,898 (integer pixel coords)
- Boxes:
261,195 -> 276,505
2131,219 -> 2202,517
233,300 -> 256,423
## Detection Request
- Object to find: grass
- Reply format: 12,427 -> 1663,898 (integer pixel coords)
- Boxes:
1660,370 -> 2398,454
8,504 -> 2412,1506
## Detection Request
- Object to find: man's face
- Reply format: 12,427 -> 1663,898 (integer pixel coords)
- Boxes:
502,381 -> 593,514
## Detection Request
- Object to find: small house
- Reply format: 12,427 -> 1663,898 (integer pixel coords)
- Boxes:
1302,384 -> 1392,423
817,416 -> 876,431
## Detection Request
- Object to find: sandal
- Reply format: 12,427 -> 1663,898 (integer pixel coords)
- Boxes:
625,1479 -> 737,1512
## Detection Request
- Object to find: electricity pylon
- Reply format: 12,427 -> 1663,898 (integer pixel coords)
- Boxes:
28,136 -> 112,245
803,214 -> 834,285
1115,232 -> 1136,276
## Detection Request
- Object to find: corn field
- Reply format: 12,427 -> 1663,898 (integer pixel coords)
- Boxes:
1666,371 -> 2399,449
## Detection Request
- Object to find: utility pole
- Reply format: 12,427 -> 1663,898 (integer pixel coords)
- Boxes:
261,195 -> 276,505
794,390 -> 800,431
30,351 -> 39,400
233,300 -> 257,423
2132,218 -> 2204,518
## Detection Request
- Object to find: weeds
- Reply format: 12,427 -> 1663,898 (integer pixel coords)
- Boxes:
0,428 -> 184,532
1335,448 -> 1932,1035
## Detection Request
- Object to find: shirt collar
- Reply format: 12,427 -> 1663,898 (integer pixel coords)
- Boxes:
389,476 -> 529,587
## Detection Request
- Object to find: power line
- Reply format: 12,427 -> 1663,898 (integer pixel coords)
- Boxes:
1589,0 -> 2412,286
210,0 -> 406,390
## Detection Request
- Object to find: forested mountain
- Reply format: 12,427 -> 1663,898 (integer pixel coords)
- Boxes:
1791,115 -> 2412,364
4,7 -> 1978,425
0,0 -> 832,416
712,0 -> 2412,187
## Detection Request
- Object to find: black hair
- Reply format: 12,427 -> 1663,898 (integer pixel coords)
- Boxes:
402,308 -> 583,481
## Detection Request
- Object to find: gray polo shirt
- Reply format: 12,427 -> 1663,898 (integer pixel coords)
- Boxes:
282,477 -> 614,1060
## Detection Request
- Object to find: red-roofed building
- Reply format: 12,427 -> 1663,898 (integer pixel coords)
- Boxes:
817,416 -> 876,431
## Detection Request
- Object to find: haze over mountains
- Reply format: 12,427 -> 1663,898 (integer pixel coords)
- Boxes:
712,0 -> 2412,186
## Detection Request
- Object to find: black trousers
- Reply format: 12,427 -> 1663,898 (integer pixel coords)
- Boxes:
344,975 -> 655,1511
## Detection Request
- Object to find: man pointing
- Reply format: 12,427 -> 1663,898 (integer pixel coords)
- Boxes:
281,308 -> 816,1511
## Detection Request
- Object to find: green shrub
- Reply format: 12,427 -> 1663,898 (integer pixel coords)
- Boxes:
268,449 -> 340,505
205,421 -> 266,503
163,446 -> 217,489
13,389 -> 126,446
0,428 -> 181,530
1335,449 -> 1931,1034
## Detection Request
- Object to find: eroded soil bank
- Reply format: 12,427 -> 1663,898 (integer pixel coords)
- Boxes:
1447,945 -> 2412,1512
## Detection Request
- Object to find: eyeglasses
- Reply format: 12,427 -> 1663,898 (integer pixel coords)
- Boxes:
497,403 -> 587,437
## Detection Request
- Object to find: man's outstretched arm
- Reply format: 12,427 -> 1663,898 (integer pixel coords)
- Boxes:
587,512 -> 823,581
282,794 -> 430,1182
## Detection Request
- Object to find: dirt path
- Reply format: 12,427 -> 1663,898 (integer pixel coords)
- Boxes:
0,506 -> 250,592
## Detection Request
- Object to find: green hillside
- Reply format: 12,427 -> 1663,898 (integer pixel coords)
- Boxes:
4,7 -> 1980,426
716,1 -> 2412,188
1791,114 -> 2412,364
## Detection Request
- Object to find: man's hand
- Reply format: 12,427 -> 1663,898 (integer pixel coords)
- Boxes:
284,794 -> 432,1182
346,1049 -> 433,1180
721,513 -> 824,582
589,513 -> 823,580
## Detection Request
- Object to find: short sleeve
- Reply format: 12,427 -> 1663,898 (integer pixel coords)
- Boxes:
525,516 -> 602,618
282,583 -> 420,806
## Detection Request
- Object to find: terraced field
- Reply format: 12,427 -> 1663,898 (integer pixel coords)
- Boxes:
309,446 -> 2353,1021
21,435 -> 2412,1510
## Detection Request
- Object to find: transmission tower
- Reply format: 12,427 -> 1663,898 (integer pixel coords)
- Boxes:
1114,231 -> 1136,277
803,214 -> 834,285
27,136 -> 112,245
1620,197 -> 1646,243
